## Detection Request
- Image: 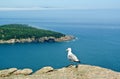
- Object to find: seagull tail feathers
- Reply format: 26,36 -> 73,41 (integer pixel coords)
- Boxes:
77,60 -> 81,63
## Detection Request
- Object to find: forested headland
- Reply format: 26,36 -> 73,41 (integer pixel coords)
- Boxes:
0,24 -> 73,43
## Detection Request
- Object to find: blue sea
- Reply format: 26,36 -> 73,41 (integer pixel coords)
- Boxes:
0,9 -> 120,72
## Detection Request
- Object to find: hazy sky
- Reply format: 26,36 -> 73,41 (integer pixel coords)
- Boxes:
0,0 -> 120,9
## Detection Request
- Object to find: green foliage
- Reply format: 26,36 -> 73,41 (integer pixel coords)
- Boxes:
0,24 -> 65,40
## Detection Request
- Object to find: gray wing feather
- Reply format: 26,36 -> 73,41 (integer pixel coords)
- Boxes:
68,54 -> 79,62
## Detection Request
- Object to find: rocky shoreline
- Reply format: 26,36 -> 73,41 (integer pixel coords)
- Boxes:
0,65 -> 120,79
0,35 -> 74,44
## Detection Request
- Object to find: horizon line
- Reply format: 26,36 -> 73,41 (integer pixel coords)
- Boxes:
0,7 -> 119,11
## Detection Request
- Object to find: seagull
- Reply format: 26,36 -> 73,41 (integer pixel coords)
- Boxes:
66,48 -> 80,64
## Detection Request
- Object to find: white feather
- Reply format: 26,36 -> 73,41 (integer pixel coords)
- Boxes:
66,48 -> 80,62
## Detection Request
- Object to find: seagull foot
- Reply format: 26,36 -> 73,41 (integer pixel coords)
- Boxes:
75,65 -> 79,68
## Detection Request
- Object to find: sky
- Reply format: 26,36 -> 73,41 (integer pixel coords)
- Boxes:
0,0 -> 120,10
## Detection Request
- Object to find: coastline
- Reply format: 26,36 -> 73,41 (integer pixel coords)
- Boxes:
0,35 -> 75,44
0,65 -> 120,79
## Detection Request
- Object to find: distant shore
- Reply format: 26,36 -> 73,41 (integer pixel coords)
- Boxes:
0,35 -> 75,44
0,24 -> 75,44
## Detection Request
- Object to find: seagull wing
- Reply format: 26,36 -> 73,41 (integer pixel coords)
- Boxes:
68,53 -> 79,62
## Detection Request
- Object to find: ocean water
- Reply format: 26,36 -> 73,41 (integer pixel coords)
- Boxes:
0,9 -> 120,72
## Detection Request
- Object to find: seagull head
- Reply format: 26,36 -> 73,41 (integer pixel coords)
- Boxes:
66,48 -> 72,52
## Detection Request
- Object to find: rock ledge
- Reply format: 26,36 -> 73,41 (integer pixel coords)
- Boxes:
0,65 -> 120,79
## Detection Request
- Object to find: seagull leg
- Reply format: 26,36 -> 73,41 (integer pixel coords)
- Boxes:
65,61 -> 73,67
70,61 -> 74,65
67,61 -> 74,67
75,64 -> 79,68
75,62 -> 80,68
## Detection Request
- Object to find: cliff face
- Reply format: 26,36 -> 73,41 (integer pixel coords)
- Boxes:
0,65 -> 120,79
0,35 -> 74,44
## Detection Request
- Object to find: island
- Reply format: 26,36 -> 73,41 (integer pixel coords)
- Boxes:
0,24 -> 74,44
